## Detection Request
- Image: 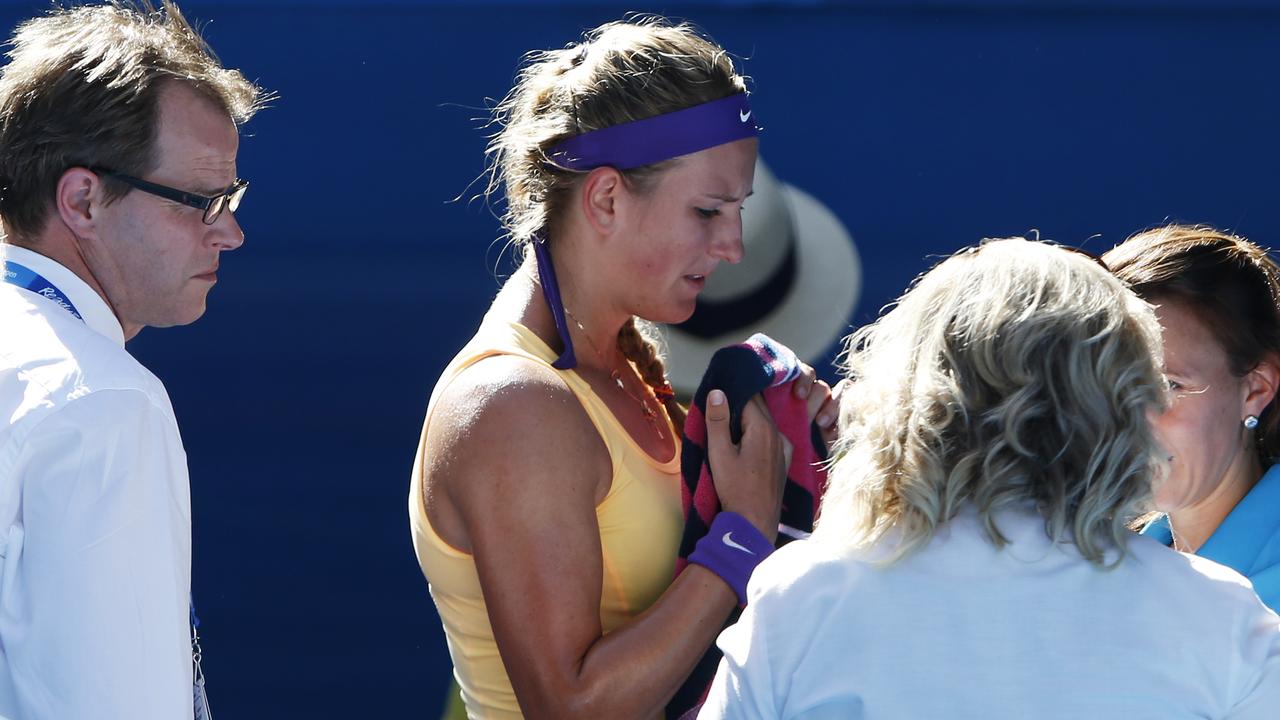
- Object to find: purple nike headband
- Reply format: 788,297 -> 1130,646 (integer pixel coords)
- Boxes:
536,92 -> 762,369
546,92 -> 760,171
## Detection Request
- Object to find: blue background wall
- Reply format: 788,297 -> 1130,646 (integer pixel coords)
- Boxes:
2,0 -> 1277,715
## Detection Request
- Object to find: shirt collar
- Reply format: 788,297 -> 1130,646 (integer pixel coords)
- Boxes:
1197,463 -> 1280,575
1139,513 -> 1174,547
1139,464 -> 1280,577
0,242 -> 125,347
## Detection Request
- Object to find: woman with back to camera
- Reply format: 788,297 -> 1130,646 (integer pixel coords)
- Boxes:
1104,224 -> 1280,610
699,238 -> 1280,719
408,17 -> 836,719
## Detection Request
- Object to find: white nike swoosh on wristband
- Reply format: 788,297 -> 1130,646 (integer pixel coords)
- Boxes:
722,532 -> 756,556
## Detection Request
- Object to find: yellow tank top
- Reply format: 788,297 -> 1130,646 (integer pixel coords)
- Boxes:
408,318 -> 683,719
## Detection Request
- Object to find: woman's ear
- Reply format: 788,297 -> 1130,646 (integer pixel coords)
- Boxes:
1244,353 -> 1280,419
579,166 -> 624,237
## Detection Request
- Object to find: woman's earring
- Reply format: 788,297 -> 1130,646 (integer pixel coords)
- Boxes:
1244,415 -> 1260,430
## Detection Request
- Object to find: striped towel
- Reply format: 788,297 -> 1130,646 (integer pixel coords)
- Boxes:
668,333 -> 830,716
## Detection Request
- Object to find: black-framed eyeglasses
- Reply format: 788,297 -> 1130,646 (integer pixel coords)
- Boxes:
90,167 -> 248,225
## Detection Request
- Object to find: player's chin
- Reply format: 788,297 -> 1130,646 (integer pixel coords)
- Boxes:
645,300 -> 698,326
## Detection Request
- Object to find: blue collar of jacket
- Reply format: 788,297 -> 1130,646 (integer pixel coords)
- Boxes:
1143,464 -> 1280,609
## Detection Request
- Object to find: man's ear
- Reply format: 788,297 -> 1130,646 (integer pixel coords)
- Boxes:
55,167 -> 101,240
579,166 -> 624,237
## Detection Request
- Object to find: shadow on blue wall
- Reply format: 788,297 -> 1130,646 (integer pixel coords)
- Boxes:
1,0 -> 1275,715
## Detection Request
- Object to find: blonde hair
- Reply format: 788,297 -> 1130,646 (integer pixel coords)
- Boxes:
815,238 -> 1168,566
0,1 -> 263,242
484,16 -> 748,426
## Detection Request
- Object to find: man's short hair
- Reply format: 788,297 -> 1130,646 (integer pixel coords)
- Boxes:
0,1 -> 263,242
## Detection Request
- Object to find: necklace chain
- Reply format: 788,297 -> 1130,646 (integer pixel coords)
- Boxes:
564,308 -> 666,442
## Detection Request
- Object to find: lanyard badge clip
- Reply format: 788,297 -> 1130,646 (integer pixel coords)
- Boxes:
192,604 -> 212,720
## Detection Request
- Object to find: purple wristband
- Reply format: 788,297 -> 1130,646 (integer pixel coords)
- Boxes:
688,512 -> 774,605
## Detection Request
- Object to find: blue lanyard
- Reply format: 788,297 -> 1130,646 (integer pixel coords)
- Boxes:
1,260 -> 83,321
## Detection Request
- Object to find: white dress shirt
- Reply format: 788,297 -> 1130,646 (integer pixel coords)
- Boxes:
0,243 -> 192,720
700,505 -> 1280,720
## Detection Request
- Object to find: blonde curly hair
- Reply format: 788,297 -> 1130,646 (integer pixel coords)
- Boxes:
816,238 -> 1168,567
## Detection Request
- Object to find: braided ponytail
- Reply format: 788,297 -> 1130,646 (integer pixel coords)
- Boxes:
616,318 -> 687,431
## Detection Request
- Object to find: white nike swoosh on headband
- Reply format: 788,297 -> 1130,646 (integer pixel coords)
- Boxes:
722,531 -> 756,556
739,109 -> 752,123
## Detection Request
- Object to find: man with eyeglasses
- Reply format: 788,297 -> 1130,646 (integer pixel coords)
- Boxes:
0,2 -> 263,718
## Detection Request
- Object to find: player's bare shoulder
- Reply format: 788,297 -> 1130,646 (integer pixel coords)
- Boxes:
426,354 -> 609,498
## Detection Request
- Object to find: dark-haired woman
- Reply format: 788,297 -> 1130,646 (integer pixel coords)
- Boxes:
1105,223 -> 1280,610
